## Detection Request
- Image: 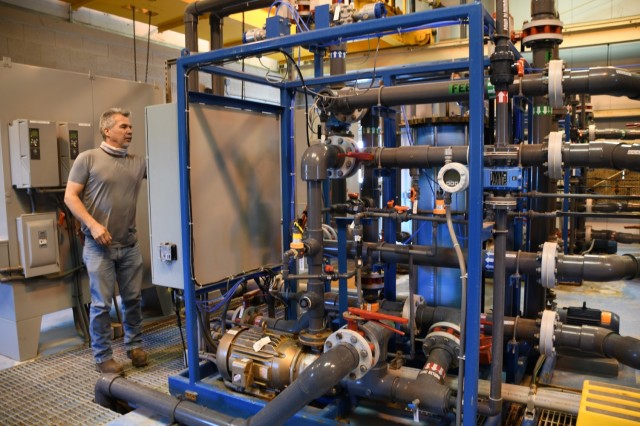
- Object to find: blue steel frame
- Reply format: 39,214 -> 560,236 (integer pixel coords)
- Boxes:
174,4 -> 491,424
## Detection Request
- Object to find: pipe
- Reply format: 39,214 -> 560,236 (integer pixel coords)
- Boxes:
580,128 -> 640,140
368,141 -> 640,173
590,201 -> 640,213
324,240 -> 640,282
323,67 -> 640,113
588,229 -> 640,244
556,253 -> 640,282
487,208 -> 507,416
245,343 -> 360,426
445,376 -> 582,415
602,333 -> 640,370
95,374 -> 239,426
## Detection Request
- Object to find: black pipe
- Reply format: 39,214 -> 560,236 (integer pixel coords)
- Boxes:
324,67 -> 640,114
602,334 -> 640,370
520,192 -> 640,200
368,141 -> 640,173
95,374 -> 238,426
324,240 -> 640,282
246,343 -> 360,426
590,201 -> 640,213
580,128 -> 640,140
260,313 -> 310,334
589,230 -> 640,244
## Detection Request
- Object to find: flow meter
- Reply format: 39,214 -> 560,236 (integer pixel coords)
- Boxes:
437,162 -> 469,193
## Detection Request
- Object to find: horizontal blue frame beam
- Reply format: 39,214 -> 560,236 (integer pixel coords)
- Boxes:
177,4 -> 492,70
199,64 -> 283,89
188,92 -> 283,115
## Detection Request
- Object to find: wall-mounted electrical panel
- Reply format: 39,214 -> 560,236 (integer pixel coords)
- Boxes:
16,213 -> 60,278
57,122 -> 91,185
9,119 -> 60,188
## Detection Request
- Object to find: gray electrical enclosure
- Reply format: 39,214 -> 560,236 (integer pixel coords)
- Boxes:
57,122 -> 91,185
16,213 -> 60,278
9,119 -> 60,188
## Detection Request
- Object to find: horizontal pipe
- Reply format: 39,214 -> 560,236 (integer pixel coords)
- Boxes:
325,67 -> 640,113
603,333 -> 640,370
582,128 -> 640,140
369,141 -> 640,173
445,376 -> 582,415
325,240 -> 640,283
590,201 -> 640,213
521,192 -> 640,200
589,229 -> 640,244
95,374 -> 238,426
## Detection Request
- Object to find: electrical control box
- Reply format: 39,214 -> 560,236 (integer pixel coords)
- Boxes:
9,119 -> 61,188
57,122 -> 91,185
16,213 -> 60,278
483,167 -> 523,191
57,122 -> 93,186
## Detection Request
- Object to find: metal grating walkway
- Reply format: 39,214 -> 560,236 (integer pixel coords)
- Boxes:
0,318 -> 184,426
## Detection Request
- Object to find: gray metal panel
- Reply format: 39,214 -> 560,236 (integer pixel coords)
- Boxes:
189,103 -> 282,284
8,119 -> 60,188
57,122 -> 92,185
16,213 -> 60,278
145,103 -> 184,288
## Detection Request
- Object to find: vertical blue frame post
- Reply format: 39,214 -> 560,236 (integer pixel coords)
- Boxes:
282,87 -> 297,319
176,62 -> 201,384
463,4 -> 485,424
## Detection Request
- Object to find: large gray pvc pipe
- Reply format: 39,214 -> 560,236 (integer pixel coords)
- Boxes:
95,374 -> 239,426
589,229 -> 640,244
325,67 -> 640,113
368,141 -> 640,173
590,202 -> 640,213
324,240 -> 640,282
246,343 -> 360,426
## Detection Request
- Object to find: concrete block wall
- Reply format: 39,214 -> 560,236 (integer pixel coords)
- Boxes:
0,3 -> 180,90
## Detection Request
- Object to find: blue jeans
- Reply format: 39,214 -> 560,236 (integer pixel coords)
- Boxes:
84,237 -> 144,363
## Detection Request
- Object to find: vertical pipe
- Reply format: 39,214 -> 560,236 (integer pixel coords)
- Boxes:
463,4 -> 485,425
282,88 -> 297,320
306,180 -> 326,332
382,94 -> 398,301
210,14 -> 224,96
525,0 -> 560,318
489,209 -> 507,417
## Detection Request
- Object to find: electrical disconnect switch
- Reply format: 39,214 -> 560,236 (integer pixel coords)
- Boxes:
159,243 -> 177,263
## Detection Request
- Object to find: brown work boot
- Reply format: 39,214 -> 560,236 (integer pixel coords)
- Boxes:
96,359 -> 124,376
127,348 -> 149,367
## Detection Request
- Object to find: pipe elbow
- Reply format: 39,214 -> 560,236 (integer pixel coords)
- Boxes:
300,144 -> 339,181
94,373 -> 121,410
603,334 -> 640,370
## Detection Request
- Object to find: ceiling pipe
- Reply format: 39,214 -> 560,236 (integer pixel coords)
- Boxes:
183,0 -> 272,91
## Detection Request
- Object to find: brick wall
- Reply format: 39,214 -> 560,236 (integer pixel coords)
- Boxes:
0,3 -> 181,89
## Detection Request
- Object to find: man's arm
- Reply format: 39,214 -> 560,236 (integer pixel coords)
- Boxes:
64,181 -> 112,246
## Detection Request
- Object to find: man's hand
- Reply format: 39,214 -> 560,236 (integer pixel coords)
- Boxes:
90,222 -> 112,246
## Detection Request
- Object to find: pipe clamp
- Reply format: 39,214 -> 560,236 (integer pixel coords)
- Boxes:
540,241 -> 557,289
548,60 -> 564,109
547,131 -> 564,180
539,310 -> 558,357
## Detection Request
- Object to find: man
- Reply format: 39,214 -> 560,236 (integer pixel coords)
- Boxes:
65,108 -> 148,375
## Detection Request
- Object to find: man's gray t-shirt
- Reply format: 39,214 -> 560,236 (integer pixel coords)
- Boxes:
68,148 -> 146,248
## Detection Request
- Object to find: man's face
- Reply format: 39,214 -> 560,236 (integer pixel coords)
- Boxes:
105,114 -> 133,149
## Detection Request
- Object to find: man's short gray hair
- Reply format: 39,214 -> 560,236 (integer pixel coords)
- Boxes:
99,108 -> 131,139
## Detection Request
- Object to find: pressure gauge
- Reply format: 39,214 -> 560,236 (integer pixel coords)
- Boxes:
437,162 -> 469,193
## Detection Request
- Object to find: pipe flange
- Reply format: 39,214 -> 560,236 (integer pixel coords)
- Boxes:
325,135 -> 358,179
402,294 -> 425,333
540,241 -> 558,289
333,87 -> 368,123
539,310 -> 558,357
547,60 -> 564,109
324,327 -> 373,380
547,131 -> 564,181
522,19 -> 564,47
424,322 -> 461,368
588,124 -> 596,142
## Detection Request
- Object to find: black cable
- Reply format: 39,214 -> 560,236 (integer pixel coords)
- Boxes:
173,289 -> 189,366
132,7 -> 137,81
279,49 -> 311,147
145,11 -> 151,83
